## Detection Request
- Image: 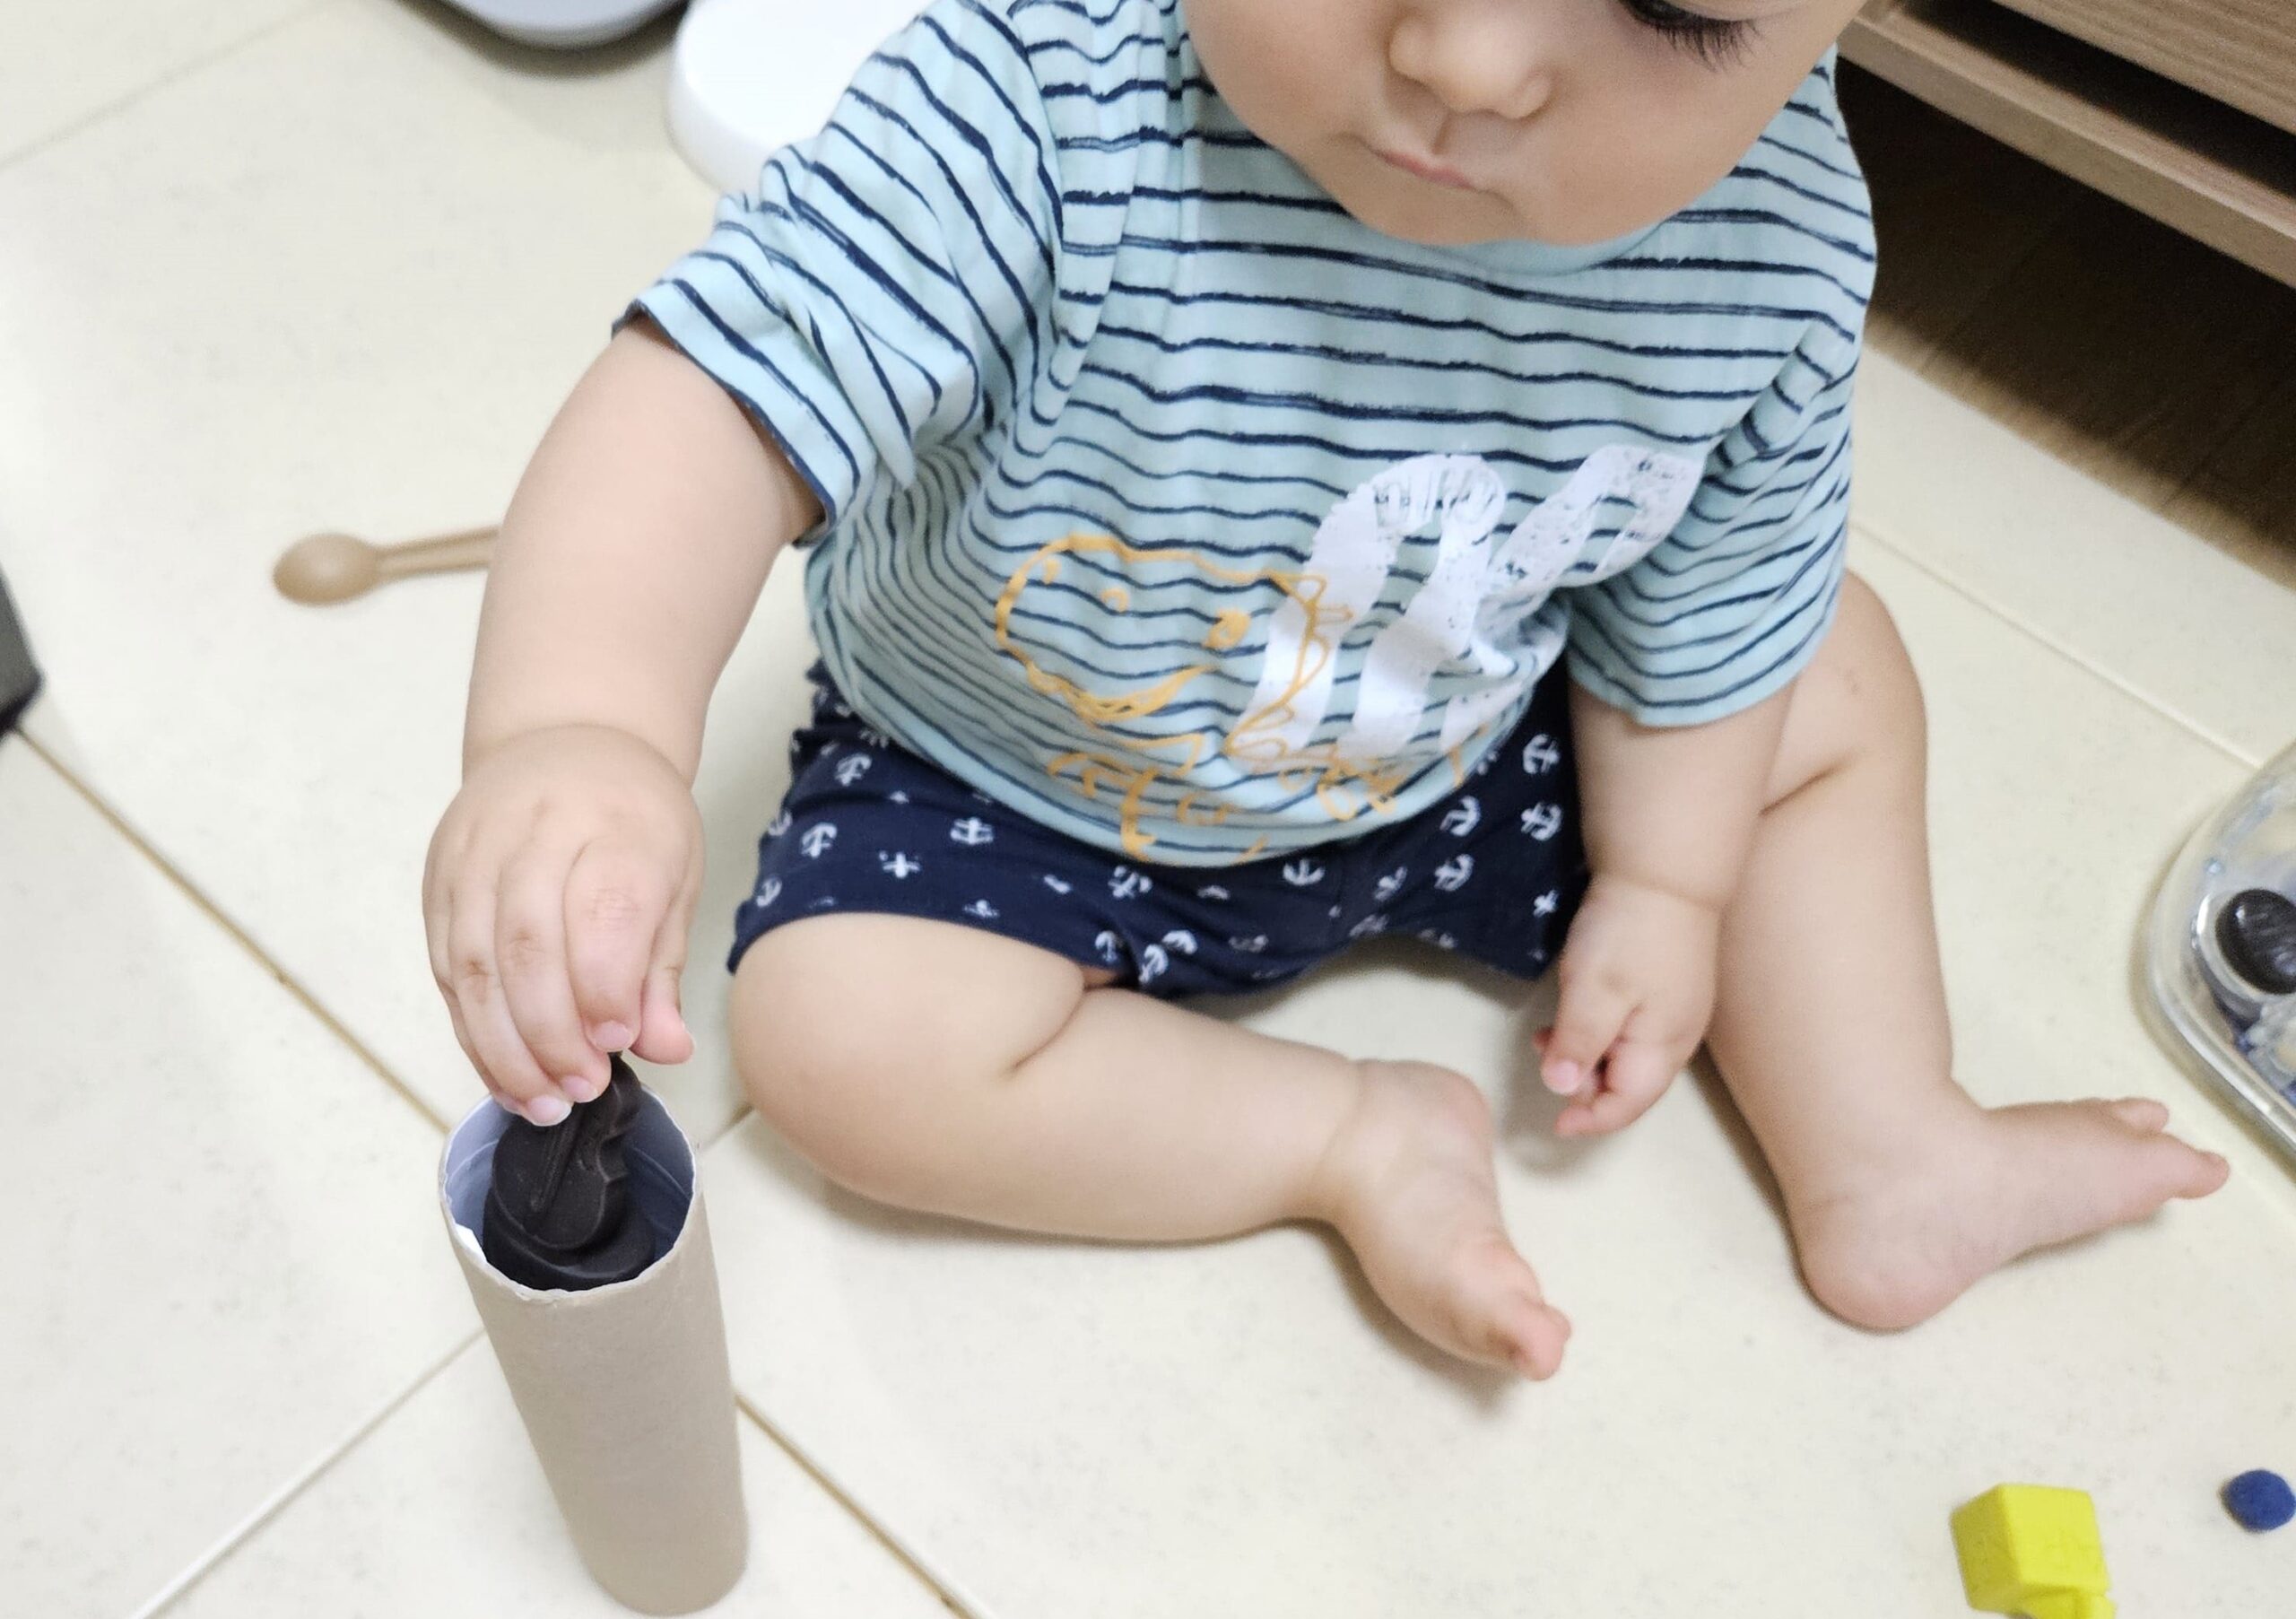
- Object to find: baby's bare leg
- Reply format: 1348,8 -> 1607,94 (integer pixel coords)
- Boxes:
733,913 -> 1570,1376
1706,575 -> 2228,1329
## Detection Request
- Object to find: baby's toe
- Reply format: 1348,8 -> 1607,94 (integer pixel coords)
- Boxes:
2106,1129 -> 2230,1216
1501,1298 -> 1571,1380
2159,1138 -> 2231,1199
1472,1283 -> 1569,1380
2106,1097 -> 2170,1133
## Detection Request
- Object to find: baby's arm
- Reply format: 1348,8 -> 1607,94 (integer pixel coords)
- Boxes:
423,321 -> 821,1123
1539,681 -> 1792,1135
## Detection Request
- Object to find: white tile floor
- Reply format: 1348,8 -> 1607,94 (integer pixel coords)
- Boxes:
4,4 -> 2292,1615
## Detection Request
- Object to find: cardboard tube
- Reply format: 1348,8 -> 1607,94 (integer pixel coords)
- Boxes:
442,1091 -> 747,1614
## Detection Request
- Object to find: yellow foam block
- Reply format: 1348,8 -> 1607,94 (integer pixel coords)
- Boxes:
1951,1484 -> 2114,1616
2023,1594 -> 2115,1619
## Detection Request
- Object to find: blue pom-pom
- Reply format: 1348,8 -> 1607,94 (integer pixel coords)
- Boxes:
2223,1469 -> 2296,1532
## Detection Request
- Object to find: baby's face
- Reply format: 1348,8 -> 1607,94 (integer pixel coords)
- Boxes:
1185,0 -> 1867,246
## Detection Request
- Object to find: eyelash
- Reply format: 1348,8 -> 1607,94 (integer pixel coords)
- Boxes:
1615,0 -> 1756,66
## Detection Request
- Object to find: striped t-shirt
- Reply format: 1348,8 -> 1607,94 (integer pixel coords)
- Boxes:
632,0 -> 1874,866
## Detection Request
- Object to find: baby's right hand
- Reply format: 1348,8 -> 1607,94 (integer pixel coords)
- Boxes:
422,723 -> 704,1123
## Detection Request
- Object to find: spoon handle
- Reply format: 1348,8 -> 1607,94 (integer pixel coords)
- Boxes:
375,525 -> 499,579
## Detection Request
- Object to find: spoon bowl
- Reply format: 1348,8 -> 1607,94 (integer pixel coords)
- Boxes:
274,532 -> 382,604
274,524 -> 497,605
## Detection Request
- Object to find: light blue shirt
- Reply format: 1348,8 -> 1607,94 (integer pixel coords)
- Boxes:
632,0 -> 1874,866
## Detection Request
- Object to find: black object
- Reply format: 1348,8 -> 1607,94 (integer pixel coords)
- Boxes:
483,1055 -> 661,1289
2216,888 -> 2296,997
0,570 -> 40,737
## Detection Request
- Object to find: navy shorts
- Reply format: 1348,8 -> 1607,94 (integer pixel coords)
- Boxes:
729,667 -> 1588,997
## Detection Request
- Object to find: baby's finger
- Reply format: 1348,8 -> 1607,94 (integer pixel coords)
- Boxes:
1544,967 -> 1631,1095
422,815 -> 468,1003
1527,1026 -> 1578,1094
630,892 -> 696,1066
446,878 -> 567,1122
564,840 -> 673,1057
426,841 -> 492,1105
496,844 -> 611,1101
439,993 -> 506,1108
1556,1038 -> 1678,1137
423,869 -> 457,1017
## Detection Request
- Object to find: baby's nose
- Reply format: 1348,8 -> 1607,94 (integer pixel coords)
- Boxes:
1387,4 -> 1555,123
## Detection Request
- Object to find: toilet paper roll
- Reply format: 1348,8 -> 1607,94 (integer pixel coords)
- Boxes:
441,1089 -> 747,1614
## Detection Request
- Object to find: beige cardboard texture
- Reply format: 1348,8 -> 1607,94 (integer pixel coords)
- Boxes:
443,1093 -> 747,1615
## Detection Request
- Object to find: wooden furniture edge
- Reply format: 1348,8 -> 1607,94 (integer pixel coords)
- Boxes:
1843,3 -> 2296,289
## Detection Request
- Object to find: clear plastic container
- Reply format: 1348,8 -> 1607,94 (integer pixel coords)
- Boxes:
2147,738 -> 2296,1165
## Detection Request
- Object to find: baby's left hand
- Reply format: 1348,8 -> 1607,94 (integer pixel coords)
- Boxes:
1540,873 -> 1721,1136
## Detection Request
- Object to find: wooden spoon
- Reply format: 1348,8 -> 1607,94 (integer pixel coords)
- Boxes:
274,525 -> 498,605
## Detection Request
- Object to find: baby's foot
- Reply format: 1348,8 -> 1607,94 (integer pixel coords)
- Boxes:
1791,1096 -> 2230,1332
1309,1060 -> 1570,1379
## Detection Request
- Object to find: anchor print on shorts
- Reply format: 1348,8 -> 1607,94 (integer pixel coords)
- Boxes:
1520,803 -> 1564,841
1282,858 -> 1326,889
1138,929 -> 1199,986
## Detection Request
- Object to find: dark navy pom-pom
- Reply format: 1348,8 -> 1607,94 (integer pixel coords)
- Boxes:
2223,1469 -> 2296,1532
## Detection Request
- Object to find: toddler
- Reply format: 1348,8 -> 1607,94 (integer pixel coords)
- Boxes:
425,0 -> 2228,1378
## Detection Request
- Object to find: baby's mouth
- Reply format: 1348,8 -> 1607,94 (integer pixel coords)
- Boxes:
1370,143 -> 1478,191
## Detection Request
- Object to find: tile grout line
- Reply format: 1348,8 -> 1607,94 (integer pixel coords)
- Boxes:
122,1339 -> 975,1619
132,1328 -> 486,1619
17,731 -> 454,1133
694,1125 -> 980,1609
0,0 -> 332,177
732,1396 -> 981,1618
702,1104 -> 754,1152
1852,525 -> 2268,773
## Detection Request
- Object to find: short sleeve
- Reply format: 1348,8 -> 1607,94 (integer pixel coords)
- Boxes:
625,0 -> 1063,537
1565,326 -> 1857,727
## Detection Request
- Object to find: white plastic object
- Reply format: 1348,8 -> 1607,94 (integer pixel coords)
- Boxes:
667,0 -> 926,194
2146,737 -> 2296,1167
447,0 -> 684,49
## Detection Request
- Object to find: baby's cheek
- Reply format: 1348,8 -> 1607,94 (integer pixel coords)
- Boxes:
1187,0 -> 1362,162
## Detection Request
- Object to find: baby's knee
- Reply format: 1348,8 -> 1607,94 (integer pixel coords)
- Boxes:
727,914 -> 1082,1204
731,928 -> 934,1198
